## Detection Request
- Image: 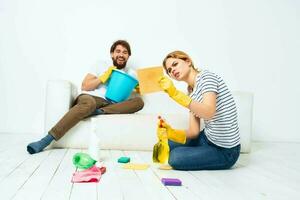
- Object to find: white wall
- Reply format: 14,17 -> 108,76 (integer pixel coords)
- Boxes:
0,0 -> 299,142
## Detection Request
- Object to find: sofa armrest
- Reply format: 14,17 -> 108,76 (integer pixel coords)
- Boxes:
44,80 -> 78,134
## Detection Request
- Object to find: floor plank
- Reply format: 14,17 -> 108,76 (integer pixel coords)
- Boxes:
0,150 -> 50,199
1,134 -> 300,200
138,151 -> 201,200
42,149 -> 77,200
124,150 -> 175,200
69,149 -> 98,200
13,149 -> 67,200
98,150 -> 123,200
109,150 -> 149,200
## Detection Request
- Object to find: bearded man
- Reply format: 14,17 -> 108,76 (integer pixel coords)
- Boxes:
27,40 -> 144,154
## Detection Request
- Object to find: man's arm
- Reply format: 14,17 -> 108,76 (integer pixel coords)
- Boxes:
81,73 -> 102,91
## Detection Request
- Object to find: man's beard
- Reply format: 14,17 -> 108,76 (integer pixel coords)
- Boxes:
112,57 -> 127,69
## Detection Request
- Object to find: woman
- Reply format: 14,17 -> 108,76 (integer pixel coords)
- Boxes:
158,50 -> 240,170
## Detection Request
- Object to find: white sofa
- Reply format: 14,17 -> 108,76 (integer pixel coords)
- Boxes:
45,80 -> 254,154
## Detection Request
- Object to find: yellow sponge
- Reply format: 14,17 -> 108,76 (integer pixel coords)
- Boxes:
137,66 -> 164,94
122,163 -> 149,170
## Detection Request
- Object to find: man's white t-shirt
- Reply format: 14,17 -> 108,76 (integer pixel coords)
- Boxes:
80,60 -> 137,99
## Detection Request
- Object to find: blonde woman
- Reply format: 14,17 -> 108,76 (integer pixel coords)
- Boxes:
158,51 -> 240,170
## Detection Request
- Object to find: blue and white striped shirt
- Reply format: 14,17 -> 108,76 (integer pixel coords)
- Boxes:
190,70 -> 240,148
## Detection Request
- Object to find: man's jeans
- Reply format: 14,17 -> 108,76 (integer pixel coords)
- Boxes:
168,130 -> 240,170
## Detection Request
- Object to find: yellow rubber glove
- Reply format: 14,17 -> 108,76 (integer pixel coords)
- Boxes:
134,85 -> 140,93
161,121 -> 186,144
99,66 -> 117,83
158,76 -> 192,108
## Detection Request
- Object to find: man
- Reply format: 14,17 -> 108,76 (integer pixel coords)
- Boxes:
27,40 -> 144,154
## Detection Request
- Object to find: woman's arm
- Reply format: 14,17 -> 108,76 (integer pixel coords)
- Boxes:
188,92 -> 217,120
186,112 -> 201,139
81,73 -> 102,91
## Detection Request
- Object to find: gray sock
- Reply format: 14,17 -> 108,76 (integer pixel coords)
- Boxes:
27,134 -> 54,154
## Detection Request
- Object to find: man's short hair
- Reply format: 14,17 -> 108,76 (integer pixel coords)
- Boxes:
110,40 -> 131,56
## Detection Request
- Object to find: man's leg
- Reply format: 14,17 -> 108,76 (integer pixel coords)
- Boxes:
87,96 -> 111,117
99,97 -> 144,114
49,94 -> 99,140
27,94 -> 98,154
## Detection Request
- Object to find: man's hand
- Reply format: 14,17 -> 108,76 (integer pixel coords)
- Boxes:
158,76 -> 192,108
99,66 -> 117,83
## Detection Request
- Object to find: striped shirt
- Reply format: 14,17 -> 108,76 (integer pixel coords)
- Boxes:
190,70 -> 240,148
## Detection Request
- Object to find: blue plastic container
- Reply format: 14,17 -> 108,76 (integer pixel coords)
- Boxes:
105,69 -> 138,103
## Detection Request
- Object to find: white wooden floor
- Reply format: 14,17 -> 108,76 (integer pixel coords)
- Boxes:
0,133 -> 300,200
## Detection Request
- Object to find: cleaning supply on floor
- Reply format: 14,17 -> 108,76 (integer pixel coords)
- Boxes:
71,165 -> 105,183
159,164 -> 173,170
118,156 -> 130,163
153,116 -> 162,162
157,130 -> 169,163
123,163 -> 149,170
161,178 -> 182,186
153,116 -> 170,163
88,130 -> 101,161
72,152 -> 97,169
99,166 -> 106,174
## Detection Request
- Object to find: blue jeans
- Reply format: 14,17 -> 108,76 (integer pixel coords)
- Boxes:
168,130 -> 240,170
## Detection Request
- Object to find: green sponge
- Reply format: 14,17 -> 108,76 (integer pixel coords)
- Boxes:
118,157 -> 130,163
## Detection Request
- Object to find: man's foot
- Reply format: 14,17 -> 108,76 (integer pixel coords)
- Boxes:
27,134 -> 54,154
27,141 -> 45,154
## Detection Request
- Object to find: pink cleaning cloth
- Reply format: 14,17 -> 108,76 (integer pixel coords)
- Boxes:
71,165 -> 105,183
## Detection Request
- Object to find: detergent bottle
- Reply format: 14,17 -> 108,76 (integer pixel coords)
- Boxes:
153,116 -> 170,163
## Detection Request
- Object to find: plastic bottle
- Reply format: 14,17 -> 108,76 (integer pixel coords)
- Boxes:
72,152 -> 96,169
153,116 -> 169,163
88,126 -> 101,161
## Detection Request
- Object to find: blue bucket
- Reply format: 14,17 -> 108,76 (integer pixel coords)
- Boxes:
105,69 -> 138,103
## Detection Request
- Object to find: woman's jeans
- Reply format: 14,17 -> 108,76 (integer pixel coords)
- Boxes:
168,130 -> 241,170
